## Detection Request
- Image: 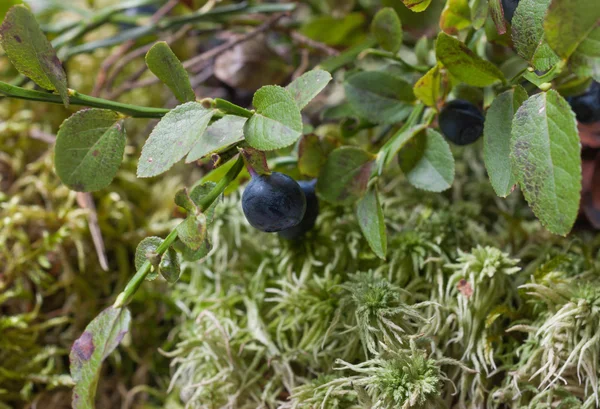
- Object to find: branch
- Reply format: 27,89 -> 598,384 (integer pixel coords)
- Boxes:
113,155 -> 245,308
0,81 -> 169,118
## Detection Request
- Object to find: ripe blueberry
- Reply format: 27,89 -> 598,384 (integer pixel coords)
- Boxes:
439,100 -> 485,146
242,172 -> 307,233
278,180 -> 319,240
567,82 -> 600,124
501,0 -> 520,24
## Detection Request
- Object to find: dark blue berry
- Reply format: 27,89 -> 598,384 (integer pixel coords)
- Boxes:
278,180 -> 319,240
568,82 -> 600,124
439,100 -> 485,146
242,172 -> 306,233
502,0 -> 520,24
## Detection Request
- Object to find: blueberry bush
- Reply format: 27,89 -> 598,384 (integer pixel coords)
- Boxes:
1,0 -> 600,408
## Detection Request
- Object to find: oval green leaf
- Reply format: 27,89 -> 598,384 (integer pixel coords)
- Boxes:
186,115 -> 246,163
512,0 -> 559,72
138,102 -> 214,177
440,0 -> 471,35
398,128 -> 455,192
145,41 -> 196,103
544,0 -> 600,61
371,8 -> 403,54
0,5 -> 68,106
298,134 -> 326,178
435,32 -> 505,87
176,213 -> 207,251
413,64 -> 449,109
244,85 -> 303,151
316,146 -> 375,206
159,247 -> 181,283
344,71 -> 415,124
55,109 -> 125,192
484,86 -> 528,198
286,69 -> 332,110
356,189 -> 387,260
510,90 -> 581,236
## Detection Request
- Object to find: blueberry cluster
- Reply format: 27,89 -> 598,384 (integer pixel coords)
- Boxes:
439,100 -> 485,146
242,173 -> 319,238
568,82 -> 600,124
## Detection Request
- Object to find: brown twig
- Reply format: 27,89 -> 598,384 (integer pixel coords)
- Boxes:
108,12 -> 289,99
292,49 -> 310,80
76,193 -> 109,272
93,0 -> 180,97
289,31 -> 339,56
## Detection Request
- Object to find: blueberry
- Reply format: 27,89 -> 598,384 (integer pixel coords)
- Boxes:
278,180 -> 320,240
502,0 -> 520,24
242,172 -> 307,233
439,100 -> 485,146
568,82 -> 600,124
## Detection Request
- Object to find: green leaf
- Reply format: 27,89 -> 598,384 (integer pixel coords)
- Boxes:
398,128 -> 455,192
138,102 -> 214,177
159,247 -> 181,283
544,0 -> 600,61
240,146 -> 271,176
189,181 -> 219,223
0,5 -> 68,106
244,85 -> 303,151
186,115 -> 246,163
54,109 -> 125,192
176,213 -> 207,251
511,0 -> 559,72
344,71 -> 415,124
484,86 -> 528,197
298,134 -> 326,178
440,0 -> 471,35
286,69 -> 332,110
413,64 -> 449,109
371,8 -> 403,54
0,1 -> 22,22
174,236 -> 212,262
356,189 -> 387,259
567,25 -> 600,81
135,237 -> 163,281
488,0 -> 507,35
510,90 -> 581,236
300,13 -> 366,46
145,41 -> 196,104
316,146 -> 375,206
70,306 -> 131,409
401,0 -> 432,12
470,0 -> 488,29
435,32 -> 505,87
175,188 -> 197,214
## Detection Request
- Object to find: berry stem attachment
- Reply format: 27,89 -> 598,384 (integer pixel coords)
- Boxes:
113,155 -> 245,308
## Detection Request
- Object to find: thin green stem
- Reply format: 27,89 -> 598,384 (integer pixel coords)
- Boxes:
113,155 -> 245,308
360,49 -> 429,73
0,81 -> 169,118
214,98 -> 254,118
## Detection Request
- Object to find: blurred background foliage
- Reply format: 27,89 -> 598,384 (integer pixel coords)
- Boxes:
1,0 -> 600,408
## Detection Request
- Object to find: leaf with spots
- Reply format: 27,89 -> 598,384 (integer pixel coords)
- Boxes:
0,0 -> 22,22
0,5 -> 68,106
484,86 -> 528,197
440,0 -> 471,35
510,90 -> 581,236
371,7 -> 403,54
286,69 -> 332,110
316,146 -> 376,206
398,128 -> 455,192
435,32 -> 505,87
70,306 -> 131,409
544,0 -> 600,61
413,64 -> 450,109
356,188 -> 387,259
401,0 -> 432,12
54,109 -> 126,192
244,85 -> 303,151
138,102 -> 214,177
511,0 -> 559,72
145,41 -> 196,103
176,213 -> 207,251
344,71 -> 415,124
